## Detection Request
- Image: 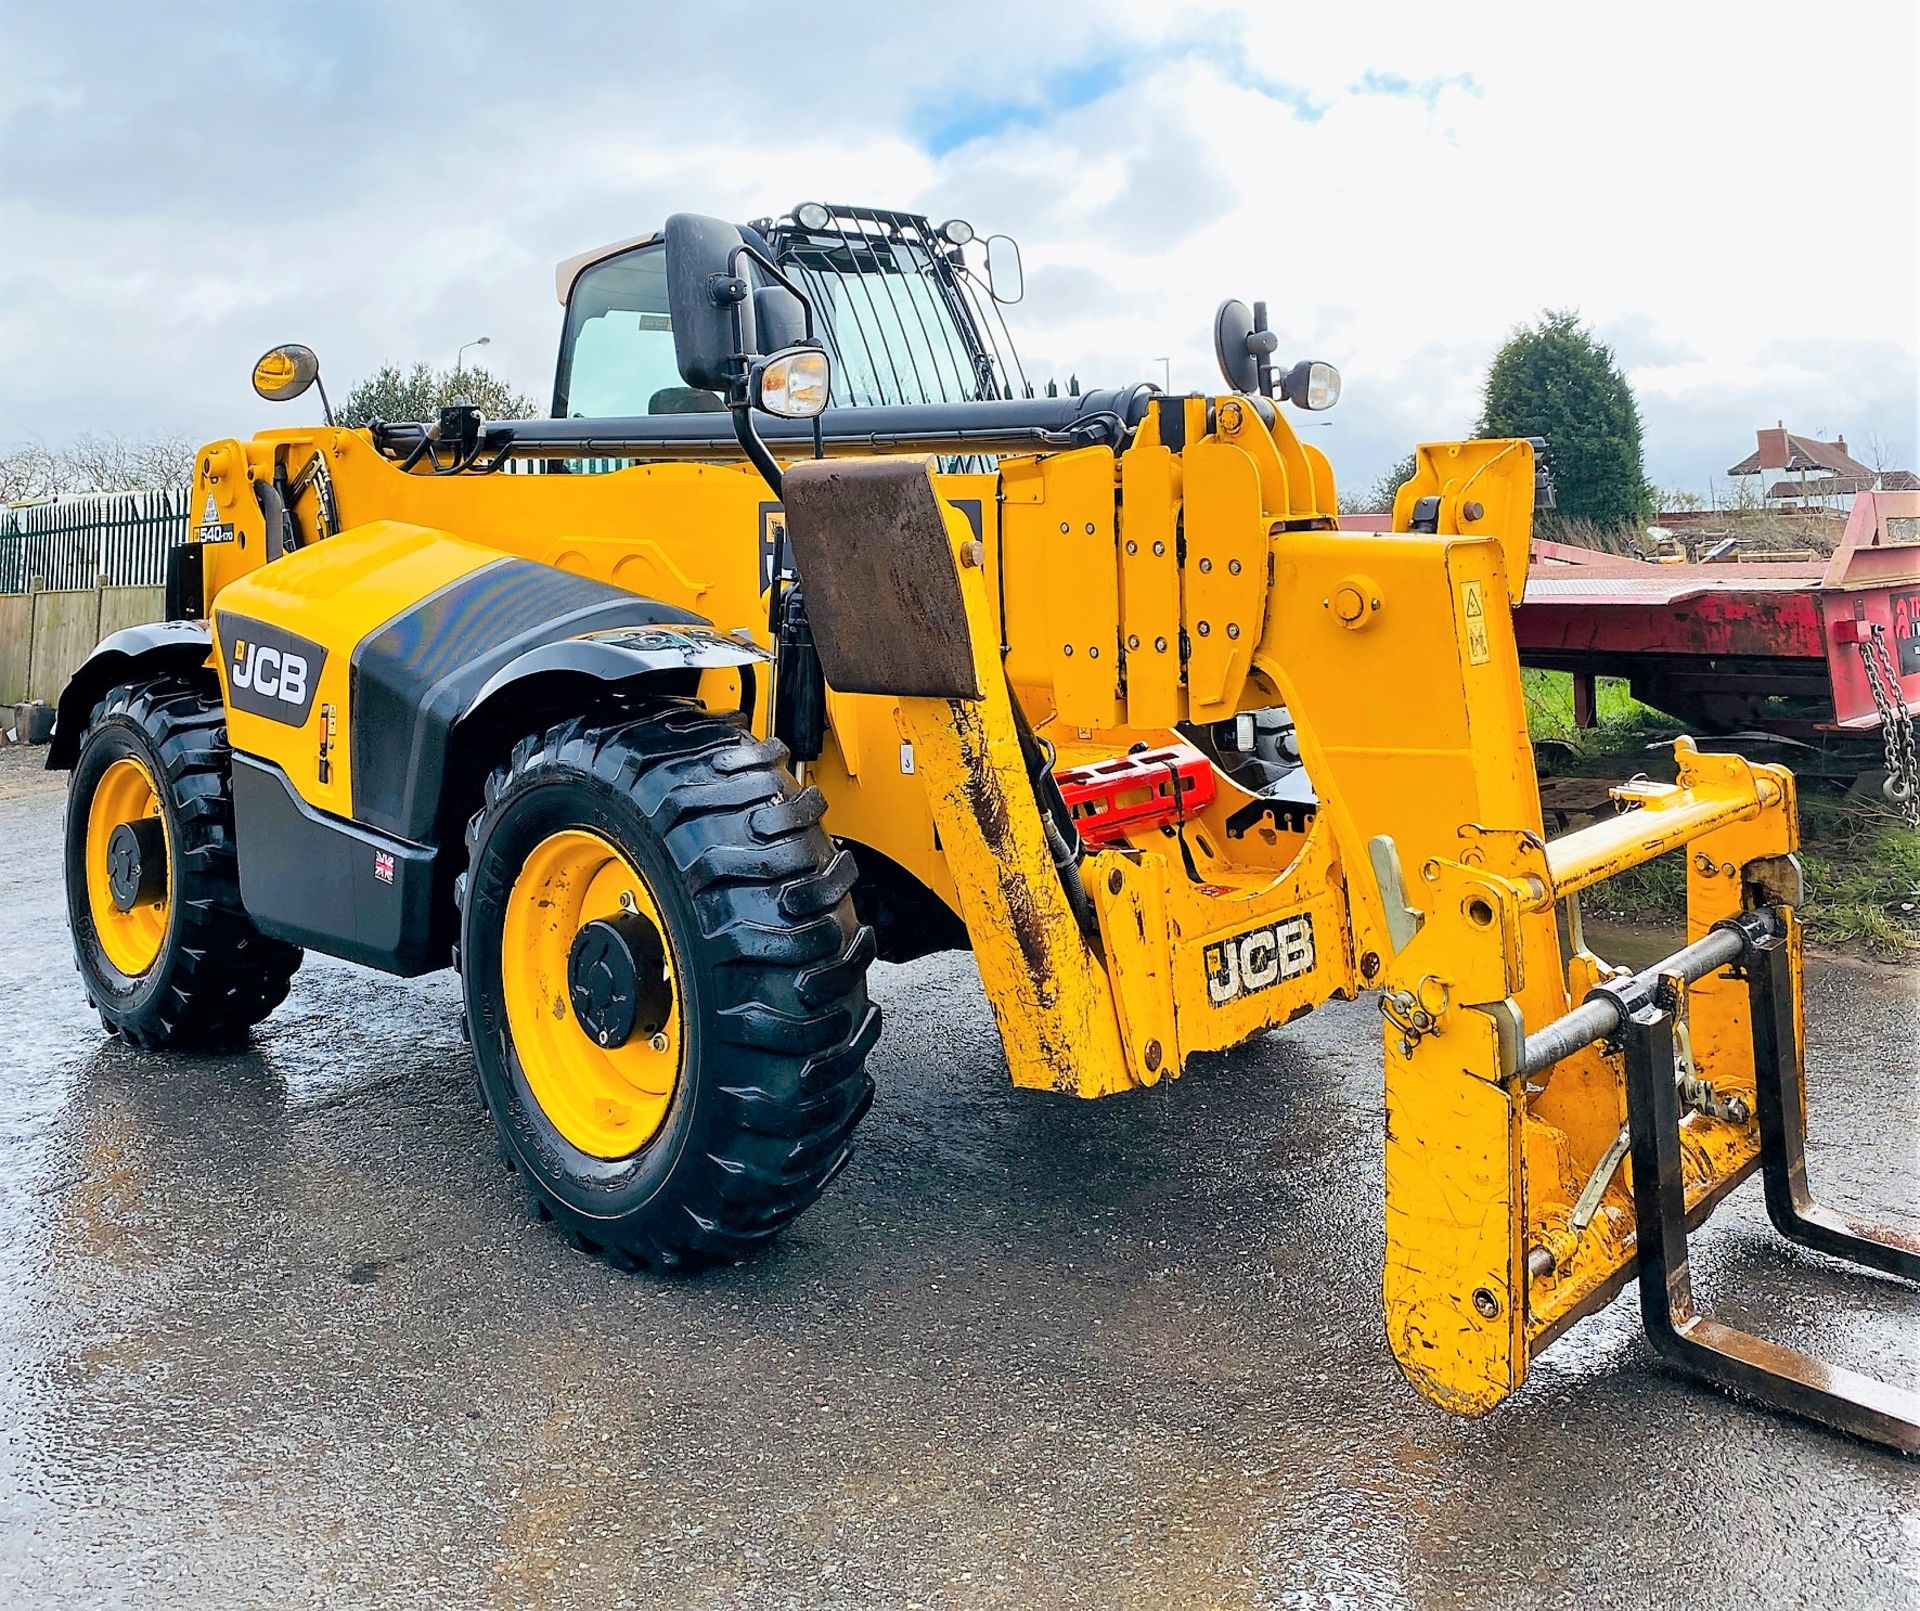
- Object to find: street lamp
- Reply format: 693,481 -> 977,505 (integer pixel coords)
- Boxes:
456,335 -> 491,372
1153,356 -> 1171,392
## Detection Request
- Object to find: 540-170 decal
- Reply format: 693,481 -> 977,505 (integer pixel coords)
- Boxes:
1204,913 -> 1316,1005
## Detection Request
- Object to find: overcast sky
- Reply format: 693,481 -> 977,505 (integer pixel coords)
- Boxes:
3,1 -> 1915,497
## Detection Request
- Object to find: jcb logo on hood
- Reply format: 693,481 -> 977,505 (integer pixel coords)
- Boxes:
219,616 -> 326,725
1204,913 -> 1315,1005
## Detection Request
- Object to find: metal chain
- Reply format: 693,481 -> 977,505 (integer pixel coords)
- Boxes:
1858,625 -> 1920,828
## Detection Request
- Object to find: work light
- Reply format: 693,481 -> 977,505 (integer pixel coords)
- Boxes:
754,348 -> 832,418
1284,360 -> 1341,411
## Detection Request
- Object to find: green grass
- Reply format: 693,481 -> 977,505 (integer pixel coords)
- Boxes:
1796,795 -> 1920,958
1520,670 -> 1920,959
1522,668 -> 1663,745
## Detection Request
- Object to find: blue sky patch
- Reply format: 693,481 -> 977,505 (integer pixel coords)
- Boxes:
918,58 -> 1131,156
1350,70 -> 1483,106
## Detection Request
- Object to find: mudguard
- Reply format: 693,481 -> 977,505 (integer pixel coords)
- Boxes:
282,541 -> 757,844
461,623 -> 767,722
47,621 -> 214,770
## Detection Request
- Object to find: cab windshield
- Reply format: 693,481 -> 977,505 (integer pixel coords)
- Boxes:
553,215 -> 1024,419
774,226 -> 1002,407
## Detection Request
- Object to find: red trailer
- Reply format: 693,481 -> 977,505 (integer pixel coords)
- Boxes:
1513,491 -> 1920,745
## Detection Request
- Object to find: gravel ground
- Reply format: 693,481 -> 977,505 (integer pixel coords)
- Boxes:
1,758 -> 1914,1609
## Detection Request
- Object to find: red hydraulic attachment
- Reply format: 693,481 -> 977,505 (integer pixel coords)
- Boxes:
1054,742 -> 1217,847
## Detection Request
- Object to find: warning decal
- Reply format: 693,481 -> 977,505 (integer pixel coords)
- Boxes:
1894,588 -> 1920,677
1462,580 -> 1491,665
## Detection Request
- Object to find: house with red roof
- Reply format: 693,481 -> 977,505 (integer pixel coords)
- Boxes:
1727,422 -> 1919,507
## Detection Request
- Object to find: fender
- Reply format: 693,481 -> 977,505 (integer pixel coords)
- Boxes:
229,554 -> 769,977
47,621 -> 214,770
339,555 -> 764,844
444,620 -> 769,825
460,623 -> 767,723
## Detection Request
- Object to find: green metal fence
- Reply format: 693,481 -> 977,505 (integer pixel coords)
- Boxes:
499,457 -> 638,478
0,488 -> 190,594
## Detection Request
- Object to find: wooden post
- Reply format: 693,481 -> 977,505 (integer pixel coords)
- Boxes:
1572,671 -> 1597,730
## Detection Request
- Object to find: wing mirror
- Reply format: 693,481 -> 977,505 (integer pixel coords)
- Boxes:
1213,300 -> 1279,395
1213,301 -> 1341,410
662,212 -> 831,489
664,213 -> 757,392
985,234 -> 1024,304
251,343 -> 334,424
754,285 -> 808,353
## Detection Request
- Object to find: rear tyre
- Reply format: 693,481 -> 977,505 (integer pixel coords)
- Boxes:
63,677 -> 303,1047
458,705 -> 878,1269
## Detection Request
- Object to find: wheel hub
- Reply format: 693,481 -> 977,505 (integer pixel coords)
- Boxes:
499,828 -> 683,1160
83,754 -> 171,976
106,818 -> 167,913
567,913 -> 669,1049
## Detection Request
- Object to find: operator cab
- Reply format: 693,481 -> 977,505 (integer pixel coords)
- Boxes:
552,203 -> 1026,420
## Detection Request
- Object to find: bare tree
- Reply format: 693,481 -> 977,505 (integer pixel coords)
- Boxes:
0,443 -> 60,504
55,431 -> 195,492
0,433 -> 194,504
1859,430 -> 1905,484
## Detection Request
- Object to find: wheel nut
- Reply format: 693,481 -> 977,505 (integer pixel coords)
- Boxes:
648,1032 -> 669,1054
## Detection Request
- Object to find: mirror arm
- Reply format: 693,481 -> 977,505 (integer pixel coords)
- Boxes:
728,241 -> 817,344
717,239 -> 823,498
730,397 -> 784,499
1252,300 -> 1276,399
314,375 -> 335,428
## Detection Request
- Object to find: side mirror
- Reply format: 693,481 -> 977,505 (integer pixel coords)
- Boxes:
664,212 -> 757,393
754,285 -> 808,354
1213,300 -> 1279,396
985,234 -> 1024,304
252,343 -> 321,402
251,343 -> 334,424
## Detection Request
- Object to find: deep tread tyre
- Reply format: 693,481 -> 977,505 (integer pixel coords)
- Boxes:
458,705 -> 879,1269
64,677 -> 303,1047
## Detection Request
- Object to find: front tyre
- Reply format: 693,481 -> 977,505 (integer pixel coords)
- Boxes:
459,707 -> 878,1269
63,677 -> 303,1047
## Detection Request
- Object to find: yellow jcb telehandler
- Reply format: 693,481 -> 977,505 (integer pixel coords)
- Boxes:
52,203 -> 1916,1449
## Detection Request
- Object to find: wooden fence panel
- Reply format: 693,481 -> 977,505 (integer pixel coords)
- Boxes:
0,593 -> 31,704
27,590 -> 103,706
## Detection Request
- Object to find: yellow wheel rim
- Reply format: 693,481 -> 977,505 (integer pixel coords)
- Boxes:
84,755 -> 171,977
500,829 -> 684,1160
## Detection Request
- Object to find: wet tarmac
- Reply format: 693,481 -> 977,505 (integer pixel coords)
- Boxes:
1,747 -> 1915,1608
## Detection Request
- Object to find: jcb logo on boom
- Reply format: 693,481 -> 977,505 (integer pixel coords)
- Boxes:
1204,914 -> 1315,1006
219,616 -> 327,726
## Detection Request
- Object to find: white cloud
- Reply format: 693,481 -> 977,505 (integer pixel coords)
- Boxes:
1,0 -> 1913,493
